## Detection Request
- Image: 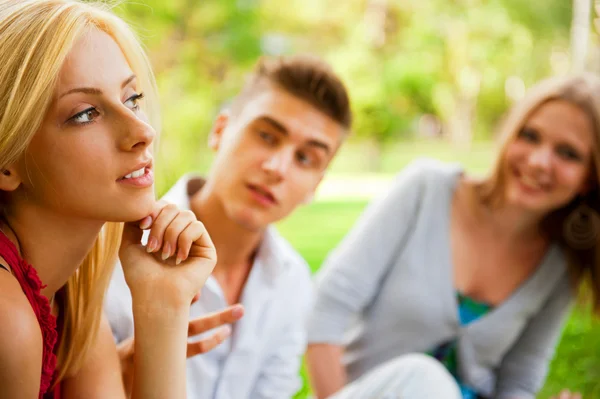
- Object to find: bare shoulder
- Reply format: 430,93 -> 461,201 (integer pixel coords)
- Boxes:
0,256 -> 41,336
0,259 -> 43,398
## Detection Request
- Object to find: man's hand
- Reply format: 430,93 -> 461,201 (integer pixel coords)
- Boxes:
186,304 -> 244,357
118,303 -> 244,395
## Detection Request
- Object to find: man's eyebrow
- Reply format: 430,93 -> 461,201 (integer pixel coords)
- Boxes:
256,116 -> 288,134
306,139 -> 331,154
255,115 -> 331,153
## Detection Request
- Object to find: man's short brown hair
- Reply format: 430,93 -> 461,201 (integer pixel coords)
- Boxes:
231,55 -> 352,130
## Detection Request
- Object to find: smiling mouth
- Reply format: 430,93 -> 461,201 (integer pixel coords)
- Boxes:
513,168 -> 550,192
520,174 -> 543,190
119,167 -> 147,180
117,165 -> 154,188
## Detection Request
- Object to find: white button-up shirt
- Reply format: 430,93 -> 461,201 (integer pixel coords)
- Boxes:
105,175 -> 313,399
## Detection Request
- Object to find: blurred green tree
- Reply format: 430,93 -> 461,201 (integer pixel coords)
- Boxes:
109,0 -> 577,183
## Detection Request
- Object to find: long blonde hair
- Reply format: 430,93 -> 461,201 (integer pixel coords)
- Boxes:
0,0 -> 160,381
479,73 -> 600,312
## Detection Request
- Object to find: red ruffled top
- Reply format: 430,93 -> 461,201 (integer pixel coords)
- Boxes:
0,231 -> 59,398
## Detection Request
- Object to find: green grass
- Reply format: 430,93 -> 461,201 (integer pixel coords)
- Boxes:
277,200 -> 600,398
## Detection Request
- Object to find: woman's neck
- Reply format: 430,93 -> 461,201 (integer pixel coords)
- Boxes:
3,203 -> 103,301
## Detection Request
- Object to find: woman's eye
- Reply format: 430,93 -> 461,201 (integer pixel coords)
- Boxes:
557,146 -> 582,162
70,107 -> 99,125
124,92 -> 144,111
517,127 -> 539,143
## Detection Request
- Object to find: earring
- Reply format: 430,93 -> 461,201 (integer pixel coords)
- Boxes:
563,203 -> 600,250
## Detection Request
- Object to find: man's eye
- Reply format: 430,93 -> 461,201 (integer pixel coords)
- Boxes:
296,151 -> 313,166
259,131 -> 276,144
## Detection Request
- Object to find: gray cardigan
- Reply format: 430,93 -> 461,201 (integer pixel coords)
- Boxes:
307,159 -> 573,399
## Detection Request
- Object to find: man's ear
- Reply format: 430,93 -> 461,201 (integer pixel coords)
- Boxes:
0,165 -> 21,193
208,112 -> 230,151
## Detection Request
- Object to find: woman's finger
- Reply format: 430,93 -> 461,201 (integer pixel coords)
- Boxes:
180,221 -> 216,263
559,390 -> 574,399
136,199 -> 170,230
162,210 -> 196,262
175,220 -> 207,264
146,203 -> 180,255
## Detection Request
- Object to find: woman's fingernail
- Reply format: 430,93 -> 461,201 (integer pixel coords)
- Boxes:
175,249 -> 184,265
139,216 -> 152,230
146,237 -> 157,253
161,243 -> 171,260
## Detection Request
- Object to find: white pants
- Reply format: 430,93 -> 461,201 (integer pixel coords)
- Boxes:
329,354 -> 462,399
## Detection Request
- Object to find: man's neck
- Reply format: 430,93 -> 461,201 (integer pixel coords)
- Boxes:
189,182 -> 264,273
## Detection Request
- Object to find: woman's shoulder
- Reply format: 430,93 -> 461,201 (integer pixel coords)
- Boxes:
387,157 -> 463,202
0,260 -> 43,354
0,261 -> 43,395
397,157 -> 463,182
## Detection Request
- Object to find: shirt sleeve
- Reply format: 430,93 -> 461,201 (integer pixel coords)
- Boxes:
307,160 -> 431,344
103,261 -> 135,344
495,278 -> 573,399
250,266 -> 314,398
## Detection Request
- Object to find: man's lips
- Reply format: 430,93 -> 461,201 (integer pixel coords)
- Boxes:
246,184 -> 277,205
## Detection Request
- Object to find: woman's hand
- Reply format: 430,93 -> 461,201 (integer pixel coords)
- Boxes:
550,389 -> 582,399
118,201 -> 219,399
119,201 -> 217,308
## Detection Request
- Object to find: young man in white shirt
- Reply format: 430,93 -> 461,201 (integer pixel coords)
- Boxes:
105,54 -> 352,399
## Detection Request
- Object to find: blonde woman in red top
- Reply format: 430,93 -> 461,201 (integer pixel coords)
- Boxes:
0,1 -> 222,398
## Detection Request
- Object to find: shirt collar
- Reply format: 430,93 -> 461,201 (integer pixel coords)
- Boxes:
161,173 -> 202,211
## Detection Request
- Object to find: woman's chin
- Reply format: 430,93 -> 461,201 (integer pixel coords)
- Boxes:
109,200 -> 156,223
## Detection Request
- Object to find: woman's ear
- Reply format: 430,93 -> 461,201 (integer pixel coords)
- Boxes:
0,166 -> 22,192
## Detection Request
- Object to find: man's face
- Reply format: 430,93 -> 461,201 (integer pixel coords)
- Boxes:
207,84 -> 345,231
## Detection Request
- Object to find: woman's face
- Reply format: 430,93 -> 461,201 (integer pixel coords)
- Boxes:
12,28 -> 156,222
502,100 -> 595,215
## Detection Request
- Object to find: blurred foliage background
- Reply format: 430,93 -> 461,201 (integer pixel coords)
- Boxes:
111,0 -> 597,194
109,0 -> 600,397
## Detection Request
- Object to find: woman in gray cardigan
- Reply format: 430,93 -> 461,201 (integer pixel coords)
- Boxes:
306,74 -> 600,399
